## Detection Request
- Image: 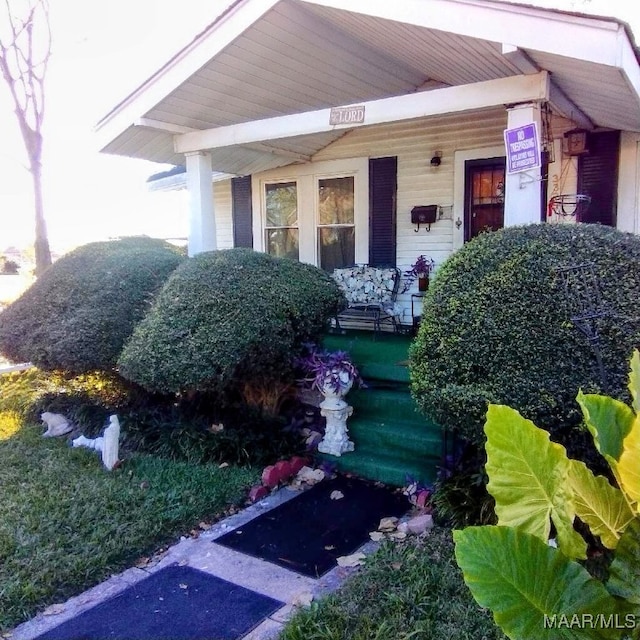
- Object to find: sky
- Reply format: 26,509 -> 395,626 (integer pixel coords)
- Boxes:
0,0 -> 639,254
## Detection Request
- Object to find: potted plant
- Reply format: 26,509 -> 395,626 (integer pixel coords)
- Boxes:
402,255 -> 435,292
296,346 -> 363,456
297,347 -> 363,406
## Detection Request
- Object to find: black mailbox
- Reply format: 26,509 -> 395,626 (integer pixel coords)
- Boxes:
411,205 -> 438,231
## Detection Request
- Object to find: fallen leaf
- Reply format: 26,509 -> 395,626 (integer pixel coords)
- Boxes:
218,462 -> 229,469
209,423 -> 224,433
179,583 -> 188,590
330,490 -> 344,500
391,562 -> 403,570
378,517 -> 398,532
291,591 -> 314,607
199,522 -> 212,531
369,531 -> 385,542
390,531 -> 407,541
43,604 -> 65,616
324,545 -> 336,550
337,552 -> 365,568
135,557 -> 150,568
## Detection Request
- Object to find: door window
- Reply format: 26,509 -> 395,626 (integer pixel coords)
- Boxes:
466,160 -> 505,241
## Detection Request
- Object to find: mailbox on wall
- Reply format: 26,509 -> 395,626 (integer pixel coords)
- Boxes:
411,205 -> 438,232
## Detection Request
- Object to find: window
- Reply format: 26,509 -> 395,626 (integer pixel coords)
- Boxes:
317,176 -> 355,271
265,181 -> 299,260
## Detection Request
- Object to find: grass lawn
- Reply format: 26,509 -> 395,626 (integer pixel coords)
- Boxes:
0,420 -> 259,632
280,528 -> 505,640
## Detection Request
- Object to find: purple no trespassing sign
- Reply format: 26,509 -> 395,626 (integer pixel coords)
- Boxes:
503,122 -> 541,174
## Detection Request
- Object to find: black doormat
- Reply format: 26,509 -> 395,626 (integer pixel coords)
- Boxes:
215,474 -> 408,578
34,565 -> 283,640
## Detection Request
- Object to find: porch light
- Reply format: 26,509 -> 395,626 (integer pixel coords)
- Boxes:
564,129 -> 589,156
430,151 -> 442,167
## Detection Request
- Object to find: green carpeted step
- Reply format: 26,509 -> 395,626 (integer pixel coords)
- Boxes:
348,386 -> 420,416
323,331 -> 411,384
347,417 -> 443,460
316,449 -> 439,487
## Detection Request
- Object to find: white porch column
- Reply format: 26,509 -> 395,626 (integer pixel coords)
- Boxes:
504,102 -> 543,227
185,151 -> 216,256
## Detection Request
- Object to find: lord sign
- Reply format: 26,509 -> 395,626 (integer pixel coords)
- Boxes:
503,122 -> 540,174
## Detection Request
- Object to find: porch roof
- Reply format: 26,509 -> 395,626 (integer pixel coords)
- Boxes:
96,0 -> 640,176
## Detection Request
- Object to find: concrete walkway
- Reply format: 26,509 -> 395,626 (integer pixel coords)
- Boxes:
9,483 -> 381,640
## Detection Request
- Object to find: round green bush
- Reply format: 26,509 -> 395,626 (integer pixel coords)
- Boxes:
0,237 -> 185,372
410,223 -> 640,444
117,248 -> 346,396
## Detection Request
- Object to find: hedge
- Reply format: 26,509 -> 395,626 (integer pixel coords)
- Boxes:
117,248 -> 346,398
409,223 -> 640,444
0,237 -> 185,372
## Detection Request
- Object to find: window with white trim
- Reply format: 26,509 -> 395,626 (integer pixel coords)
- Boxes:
264,181 -> 299,260
317,176 -> 355,271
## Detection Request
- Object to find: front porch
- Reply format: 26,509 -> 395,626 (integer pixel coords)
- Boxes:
318,329 -> 442,487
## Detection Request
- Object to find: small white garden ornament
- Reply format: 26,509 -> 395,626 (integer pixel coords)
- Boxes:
41,412 -> 73,437
72,414 -> 120,470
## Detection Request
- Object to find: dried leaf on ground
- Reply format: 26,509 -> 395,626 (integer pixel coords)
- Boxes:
337,552 -> 366,567
330,490 -> 344,500
43,604 -> 65,616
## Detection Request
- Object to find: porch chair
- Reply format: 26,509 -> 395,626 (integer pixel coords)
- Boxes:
331,265 -> 401,335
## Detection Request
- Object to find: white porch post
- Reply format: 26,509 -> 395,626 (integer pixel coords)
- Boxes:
504,102 -> 543,227
185,151 -> 216,256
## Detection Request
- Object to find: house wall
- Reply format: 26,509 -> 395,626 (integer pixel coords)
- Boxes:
213,179 -> 234,249
313,107 -> 509,276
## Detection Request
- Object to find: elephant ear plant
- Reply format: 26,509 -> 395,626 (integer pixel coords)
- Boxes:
454,351 -> 640,640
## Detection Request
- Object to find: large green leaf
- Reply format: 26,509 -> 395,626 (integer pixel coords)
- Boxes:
577,392 -> 635,461
607,518 -> 640,605
617,416 -> 640,508
454,526 -> 623,640
485,404 -> 587,559
567,459 -> 634,549
628,350 -> 640,414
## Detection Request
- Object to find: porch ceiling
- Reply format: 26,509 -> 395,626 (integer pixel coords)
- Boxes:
97,0 -> 640,174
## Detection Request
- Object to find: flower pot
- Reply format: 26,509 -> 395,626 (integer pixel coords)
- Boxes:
320,371 -> 353,410
418,275 -> 429,292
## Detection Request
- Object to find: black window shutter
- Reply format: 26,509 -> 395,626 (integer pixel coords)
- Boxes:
578,131 -> 620,227
369,156 -> 397,267
231,176 -> 253,248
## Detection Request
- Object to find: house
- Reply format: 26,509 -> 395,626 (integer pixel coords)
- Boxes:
96,0 -> 640,328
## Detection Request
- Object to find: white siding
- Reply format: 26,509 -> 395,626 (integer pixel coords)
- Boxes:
213,180 -> 234,249
313,108 -> 508,325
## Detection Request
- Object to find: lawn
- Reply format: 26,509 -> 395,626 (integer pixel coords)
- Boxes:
0,420 -> 259,632
279,528 -> 505,640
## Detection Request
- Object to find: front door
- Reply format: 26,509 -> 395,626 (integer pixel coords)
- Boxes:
465,158 -> 505,241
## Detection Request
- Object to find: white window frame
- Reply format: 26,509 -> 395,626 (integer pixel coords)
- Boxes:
263,179 -> 300,260
252,157 -> 369,267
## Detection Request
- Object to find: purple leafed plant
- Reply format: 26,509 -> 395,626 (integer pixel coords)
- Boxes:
296,345 -> 363,394
402,255 -> 435,293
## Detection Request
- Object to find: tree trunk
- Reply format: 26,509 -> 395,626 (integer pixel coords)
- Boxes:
31,159 -> 52,276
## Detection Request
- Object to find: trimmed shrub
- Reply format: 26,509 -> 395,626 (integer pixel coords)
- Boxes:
118,248 -> 346,399
0,238 -> 185,372
410,223 -> 640,445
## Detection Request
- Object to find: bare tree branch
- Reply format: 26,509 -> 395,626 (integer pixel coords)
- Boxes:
0,0 -> 52,274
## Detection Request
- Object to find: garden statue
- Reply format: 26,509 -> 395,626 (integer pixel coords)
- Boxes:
41,412 -> 73,437
101,415 -> 120,470
71,414 -> 120,470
